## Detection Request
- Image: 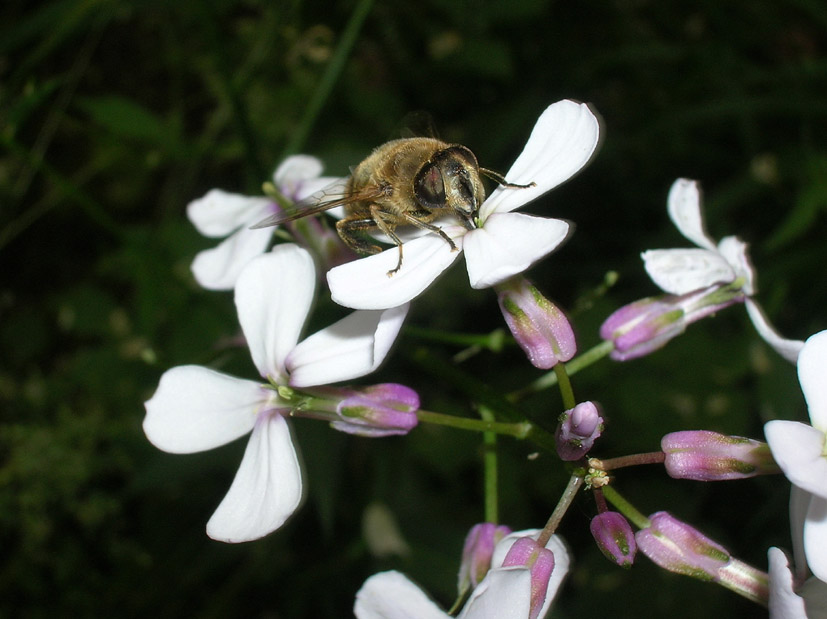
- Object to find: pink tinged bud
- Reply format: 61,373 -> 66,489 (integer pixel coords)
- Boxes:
496,277 -> 576,369
333,384 -> 420,437
636,512 -> 731,581
458,523 -> 513,594
590,512 -> 637,567
501,537 -> 556,619
555,401 -> 604,461
662,430 -> 779,481
600,285 -> 745,361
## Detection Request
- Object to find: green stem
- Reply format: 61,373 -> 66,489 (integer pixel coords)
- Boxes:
480,407 -> 499,524
537,474 -> 584,547
601,485 -> 650,530
511,340 -> 614,400
593,452 -> 666,470
553,363 -> 576,411
416,409 -> 531,438
404,325 -> 508,352
281,0 -> 375,157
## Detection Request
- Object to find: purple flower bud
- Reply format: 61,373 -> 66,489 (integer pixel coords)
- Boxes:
496,277 -> 576,369
636,512 -> 731,581
555,401 -> 604,461
600,284 -> 745,361
501,537 -> 556,619
333,383 -> 419,437
590,512 -> 636,567
662,430 -> 779,481
457,523 -> 513,594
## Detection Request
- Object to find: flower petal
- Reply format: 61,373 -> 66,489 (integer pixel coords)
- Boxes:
768,547 -> 808,619
791,486 -> 810,582
479,100 -> 600,220
717,236 -> 755,295
745,299 -> 804,364
665,179 -> 717,251
805,495 -> 827,582
286,305 -> 409,387
642,248 -> 736,295
187,189 -> 272,237
327,235 -> 462,310
798,330 -> 827,430
143,365 -> 261,454
191,226 -> 274,290
235,245 -> 316,378
206,412 -> 303,543
354,571 -> 450,619
274,155 -> 323,186
464,213 -> 570,289
765,420 -> 827,499
457,567 -> 532,619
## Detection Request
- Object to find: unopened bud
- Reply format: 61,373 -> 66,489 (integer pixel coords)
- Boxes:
590,512 -> 636,567
555,401 -> 604,461
496,277 -> 576,369
334,383 -> 419,437
458,523 -> 513,594
501,537 -> 555,619
662,430 -> 779,481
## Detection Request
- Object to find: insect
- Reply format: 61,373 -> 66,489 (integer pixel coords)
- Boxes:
252,137 -> 534,276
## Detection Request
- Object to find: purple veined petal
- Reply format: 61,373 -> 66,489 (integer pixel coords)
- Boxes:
143,365 -> 262,454
805,495 -> 827,583
191,225 -> 274,291
457,568 -> 532,619
479,100 -> 601,221
765,420 -> 827,499
791,486 -> 810,583
665,179 -> 717,251
798,330 -> 827,428
642,248 -> 736,295
286,304 -> 409,387
768,547 -> 808,619
354,570 -> 450,619
717,236 -> 755,295
187,189 -> 273,237
745,300 -> 804,364
327,234 -> 463,310
206,412 -> 303,543
235,245 -> 317,379
464,213 -> 570,289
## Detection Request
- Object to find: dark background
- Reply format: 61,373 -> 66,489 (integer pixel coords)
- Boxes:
2,0 -> 826,616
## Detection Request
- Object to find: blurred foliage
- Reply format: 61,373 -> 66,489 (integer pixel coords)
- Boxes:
1,0 -> 826,616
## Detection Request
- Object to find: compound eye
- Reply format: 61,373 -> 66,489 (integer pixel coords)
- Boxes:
414,163 -> 446,208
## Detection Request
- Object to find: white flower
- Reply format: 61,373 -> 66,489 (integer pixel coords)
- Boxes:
642,178 -> 803,362
353,530 -> 569,619
187,155 -> 340,290
768,547 -> 827,618
143,244 -> 408,542
327,100 -> 601,310
766,330 -> 827,581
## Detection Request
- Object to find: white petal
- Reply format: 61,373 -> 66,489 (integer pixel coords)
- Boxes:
642,248 -> 736,294
765,420 -> 827,499
479,100 -> 600,220
800,575 -> 827,619
206,412 -> 303,543
464,213 -> 570,289
717,236 -> 755,295
768,547 -> 808,619
327,235 -> 462,310
458,568 -> 532,619
143,365 -> 261,454
234,245 -> 316,378
665,179 -> 717,251
799,330 -> 827,430
286,304 -> 409,387
745,300 -> 804,363
274,155 -> 324,185
187,189 -> 272,237
354,571 -> 449,619
191,226 -> 274,290
805,495 -> 827,582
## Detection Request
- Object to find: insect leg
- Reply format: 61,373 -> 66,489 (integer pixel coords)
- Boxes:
399,212 -> 459,252
336,217 -> 385,256
368,205 -> 406,276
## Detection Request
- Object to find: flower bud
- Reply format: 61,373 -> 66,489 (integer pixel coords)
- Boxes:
590,512 -> 636,567
600,284 -> 745,361
501,537 -> 556,619
496,277 -> 576,369
662,430 -> 779,481
555,401 -> 603,461
457,523 -> 513,594
636,511 -> 730,581
334,384 -> 419,437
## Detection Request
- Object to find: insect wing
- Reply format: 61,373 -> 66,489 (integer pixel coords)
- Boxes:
249,178 -> 360,229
